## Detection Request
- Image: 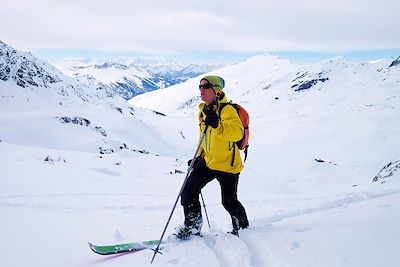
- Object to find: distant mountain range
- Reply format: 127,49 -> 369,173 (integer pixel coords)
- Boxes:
2,39 -> 399,164
50,57 -> 225,100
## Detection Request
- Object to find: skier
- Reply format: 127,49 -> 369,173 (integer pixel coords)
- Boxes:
175,75 -> 249,239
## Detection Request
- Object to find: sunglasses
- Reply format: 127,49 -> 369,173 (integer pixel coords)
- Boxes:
198,83 -> 214,89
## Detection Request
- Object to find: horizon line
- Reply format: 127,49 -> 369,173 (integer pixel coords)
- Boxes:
24,47 -> 400,64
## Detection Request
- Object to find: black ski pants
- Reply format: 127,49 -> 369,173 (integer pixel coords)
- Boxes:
181,159 -> 249,230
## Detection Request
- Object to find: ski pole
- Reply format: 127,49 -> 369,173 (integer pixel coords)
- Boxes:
151,126 -> 209,264
200,192 -> 211,228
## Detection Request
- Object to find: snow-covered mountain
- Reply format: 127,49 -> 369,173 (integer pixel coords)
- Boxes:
130,54 -> 400,115
50,57 -> 225,100
128,53 -> 400,266
131,52 -> 400,188
0,40 -> 190,155
1,40 -> 400,267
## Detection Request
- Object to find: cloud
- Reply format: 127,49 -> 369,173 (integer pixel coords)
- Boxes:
1,0 -> 399,54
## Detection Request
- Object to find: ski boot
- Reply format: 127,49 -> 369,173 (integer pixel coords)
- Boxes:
174,224 -> 201,239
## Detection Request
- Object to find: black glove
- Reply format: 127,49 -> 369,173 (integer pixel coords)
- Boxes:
204,109 -> 219,128
187,156 -> 202,167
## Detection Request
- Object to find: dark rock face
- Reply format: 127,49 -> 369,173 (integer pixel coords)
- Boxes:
59,116 -> 91,126
291,71 -> 329,91
57,116 -> 108,137
373,159 -> 400,183
389,56 -> 400,68
0,41 -> 61,88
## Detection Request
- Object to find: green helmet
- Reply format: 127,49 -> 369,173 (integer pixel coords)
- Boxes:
201,75 -> 225,91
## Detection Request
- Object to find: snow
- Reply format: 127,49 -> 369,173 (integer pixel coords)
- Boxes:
1,44 -> 400,267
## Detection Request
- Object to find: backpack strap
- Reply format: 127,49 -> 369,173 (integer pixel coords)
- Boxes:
243,145 -> 248,162
217,102 -> 229,119
219,102 -> 248,166
231,143 -> 236,167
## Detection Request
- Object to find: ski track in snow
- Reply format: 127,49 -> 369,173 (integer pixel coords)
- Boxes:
4,189 -> 398,266
202,232 -> 253,267
1,187 -> 393,267
1,189 -> 397,215
162,189 -> 400,267
248,189 -> 400,227
0,193 -> 174,213
240,229 -> 292,267
237,189 -> 400,267
0,192 -> 173,200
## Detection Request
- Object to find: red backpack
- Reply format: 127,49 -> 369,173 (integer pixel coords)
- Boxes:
219,102 -> 250,162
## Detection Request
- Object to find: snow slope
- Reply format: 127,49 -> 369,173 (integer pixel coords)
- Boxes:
1,42 -> 400,267
0,40 -> 191,156
131,54 -> 400,191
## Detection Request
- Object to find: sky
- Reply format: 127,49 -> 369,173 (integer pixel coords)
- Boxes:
1,0 -> 400,63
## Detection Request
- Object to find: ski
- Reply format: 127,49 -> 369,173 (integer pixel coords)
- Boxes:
88,232 -> 220,256
88,239 -> 161,255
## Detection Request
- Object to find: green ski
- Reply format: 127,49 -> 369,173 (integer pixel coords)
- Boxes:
89,233 -> 213,256
88,240 -> 161,255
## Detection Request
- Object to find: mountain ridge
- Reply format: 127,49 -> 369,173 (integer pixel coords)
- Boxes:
50,57 -> 225,100
130,53 -> 400,116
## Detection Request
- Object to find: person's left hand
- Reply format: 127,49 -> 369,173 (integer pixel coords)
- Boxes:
205,109 -> 219,128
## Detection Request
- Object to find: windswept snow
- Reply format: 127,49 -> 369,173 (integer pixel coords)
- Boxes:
1,42 -> 400,267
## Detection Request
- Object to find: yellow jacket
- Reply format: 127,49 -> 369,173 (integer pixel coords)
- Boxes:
197,95 -> 244,174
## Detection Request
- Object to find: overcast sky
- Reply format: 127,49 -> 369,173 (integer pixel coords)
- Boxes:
1,0 -> 399,61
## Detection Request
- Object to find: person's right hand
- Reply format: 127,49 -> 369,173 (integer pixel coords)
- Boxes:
188,156 -> 202,166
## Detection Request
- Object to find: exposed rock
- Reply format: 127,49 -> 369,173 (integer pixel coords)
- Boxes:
119,143 -> 128,149
170,169 -> 185,174
152,110 -> 166,116
132,149 -> 150,154
99,147 -> 114,154
57,116 -> 107,137
0,41 -> 61,88
389,56 -> 400,68
291,71 -> 329,91
59,116 -> 91,126
373,159 -> 400,183
44,155 -> 54,162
